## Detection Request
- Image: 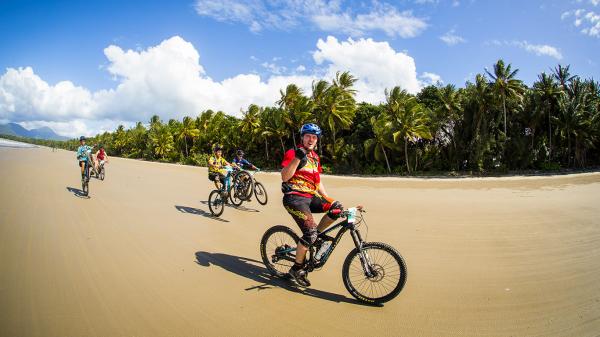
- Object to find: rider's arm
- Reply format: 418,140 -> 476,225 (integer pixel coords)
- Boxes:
281,148 -> 303,181
317,182 -> 330,199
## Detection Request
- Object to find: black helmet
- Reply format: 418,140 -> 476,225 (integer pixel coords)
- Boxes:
236,149 -> 244,156
99,144 -> 104,149
213,144 -> 223,152
79,136 -> 86,141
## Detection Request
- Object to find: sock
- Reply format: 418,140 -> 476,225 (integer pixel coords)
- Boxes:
291,262 -> 304,271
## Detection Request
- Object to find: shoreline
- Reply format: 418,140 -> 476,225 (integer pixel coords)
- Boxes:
3,137 -> 599,182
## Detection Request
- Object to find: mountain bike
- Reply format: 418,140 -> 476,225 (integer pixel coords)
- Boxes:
81,151 -> 94,196
97,160 -> 106,181
260,207 -> 407,304
232,169 -> 268,205
208,166 -> 235,216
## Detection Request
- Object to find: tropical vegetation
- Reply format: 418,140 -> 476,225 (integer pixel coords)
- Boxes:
4,62 -> 600,176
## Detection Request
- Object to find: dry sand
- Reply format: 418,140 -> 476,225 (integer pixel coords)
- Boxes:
1,144 -> 599,337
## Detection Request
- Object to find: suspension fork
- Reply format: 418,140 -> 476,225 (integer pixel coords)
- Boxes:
350,229 -> 374,277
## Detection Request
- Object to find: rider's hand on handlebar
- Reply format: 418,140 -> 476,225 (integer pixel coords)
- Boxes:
356,205 -> 365,212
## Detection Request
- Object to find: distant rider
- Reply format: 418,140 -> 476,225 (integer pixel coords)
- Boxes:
94,144 -> 109,171
208,145 -> 236,197
76,136 -> 94,183
280,123 -> 343,287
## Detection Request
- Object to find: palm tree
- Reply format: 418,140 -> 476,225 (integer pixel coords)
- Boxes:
277,84 -> 312,147
364,115 -> 395,173
552,64 -> 576,93
385,87 -> 432,173
555,82 -> 595,167
313,72 -> 357,159
533,73 -> 562,159
486,59 -> 523,136
150,124 -> 175,160
178,116 -> 200,157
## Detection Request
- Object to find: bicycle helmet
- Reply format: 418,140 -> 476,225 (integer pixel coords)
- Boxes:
79,136 -> 86,141
236,149 -> 244,156
213,144 -> 223,152
300,123 -> 322,137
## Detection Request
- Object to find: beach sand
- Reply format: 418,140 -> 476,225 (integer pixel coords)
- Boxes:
1,145 -> 599,337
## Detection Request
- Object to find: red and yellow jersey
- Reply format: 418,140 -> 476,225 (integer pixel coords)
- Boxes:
281,147 -> 322,197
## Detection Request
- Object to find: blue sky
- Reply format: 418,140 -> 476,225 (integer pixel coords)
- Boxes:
1,0 -> 599,136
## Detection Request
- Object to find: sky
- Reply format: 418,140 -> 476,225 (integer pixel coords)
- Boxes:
1,0 -> 599,137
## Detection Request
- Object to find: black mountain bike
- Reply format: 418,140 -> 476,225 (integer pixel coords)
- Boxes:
81,152 -> 94,196
260,207 -> 407,304
97,161 -> 106,181
232,169 -> 268,205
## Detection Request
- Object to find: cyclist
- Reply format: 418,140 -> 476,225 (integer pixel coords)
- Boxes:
76,136 -> 93,183
232,149 -> 258,201
281,123 -> 343,287
208,145 -> 236,198
94,144 -> 109,172
232,149 -> 258,170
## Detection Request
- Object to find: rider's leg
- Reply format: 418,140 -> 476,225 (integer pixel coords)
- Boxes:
79,161 -> 85,179
312,197 -> 343,232
283,194 -> 316,287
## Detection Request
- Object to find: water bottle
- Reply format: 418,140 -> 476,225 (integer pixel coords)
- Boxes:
315,240 -> 332,260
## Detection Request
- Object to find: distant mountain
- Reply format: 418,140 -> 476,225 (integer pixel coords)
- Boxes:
0,123 -> 70,141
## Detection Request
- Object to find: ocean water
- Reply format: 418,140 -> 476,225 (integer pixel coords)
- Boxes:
0,138 -> 37,148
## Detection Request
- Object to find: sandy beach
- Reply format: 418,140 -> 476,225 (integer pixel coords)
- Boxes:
1,144 -> 599,337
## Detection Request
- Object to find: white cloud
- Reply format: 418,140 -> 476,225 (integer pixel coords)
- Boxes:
313,36 -> 422,101
1,35 -> 428,136
562,8 -> 600,37
486,40 -> 563,60
440,29 -> 466,46
195,0 -> 428,38
513,41 -> 563,59
420,72 -> 443,86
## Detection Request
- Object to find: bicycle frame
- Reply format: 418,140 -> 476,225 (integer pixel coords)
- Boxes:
276,216 -> 367,272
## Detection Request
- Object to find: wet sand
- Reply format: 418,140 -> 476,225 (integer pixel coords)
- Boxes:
1,145 -> 599,337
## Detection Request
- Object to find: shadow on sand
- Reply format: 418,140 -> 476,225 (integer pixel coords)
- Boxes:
66,186 -> 89,198
175,205 -> 229,223
194,251 -> 378,306
199,200 -> 260,213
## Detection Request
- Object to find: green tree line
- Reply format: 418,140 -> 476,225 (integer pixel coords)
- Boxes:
6,60 -> 600,175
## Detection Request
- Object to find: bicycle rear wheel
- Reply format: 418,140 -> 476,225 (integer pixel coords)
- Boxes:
260,225 -> 299,277
234,171 -> 254,200
208,190 -> 225,216
99,166 -> 105,181
254,182 -> 268,205
342,242 -> 407,304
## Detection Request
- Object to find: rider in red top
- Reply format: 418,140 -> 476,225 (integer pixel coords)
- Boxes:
94,144 -> 108,171
281,123 -> 343,287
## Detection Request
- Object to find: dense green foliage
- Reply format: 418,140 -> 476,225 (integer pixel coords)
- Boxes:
5,62 -> 600,175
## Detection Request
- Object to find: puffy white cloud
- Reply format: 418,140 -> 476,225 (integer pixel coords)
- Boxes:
439,29 -> 466,46
314,36 -> 422,101
195,0 -> 427,38
1,35 -> 428,136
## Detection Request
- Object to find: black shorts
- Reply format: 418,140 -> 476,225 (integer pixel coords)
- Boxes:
208,172 -> 226,184
282,193 -> 334,245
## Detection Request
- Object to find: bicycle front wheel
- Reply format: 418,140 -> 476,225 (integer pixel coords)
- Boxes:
208,190 -> 225,216
254,182 -> 268,205
260,225 -> 299,277
99,167 -> 105,181
342,242 -> 407,304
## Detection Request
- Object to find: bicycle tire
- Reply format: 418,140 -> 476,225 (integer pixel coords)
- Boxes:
260,225 -> 300,277
208,190 -> 225,216
342,242 -> 407,304
254,182 -> 268,205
